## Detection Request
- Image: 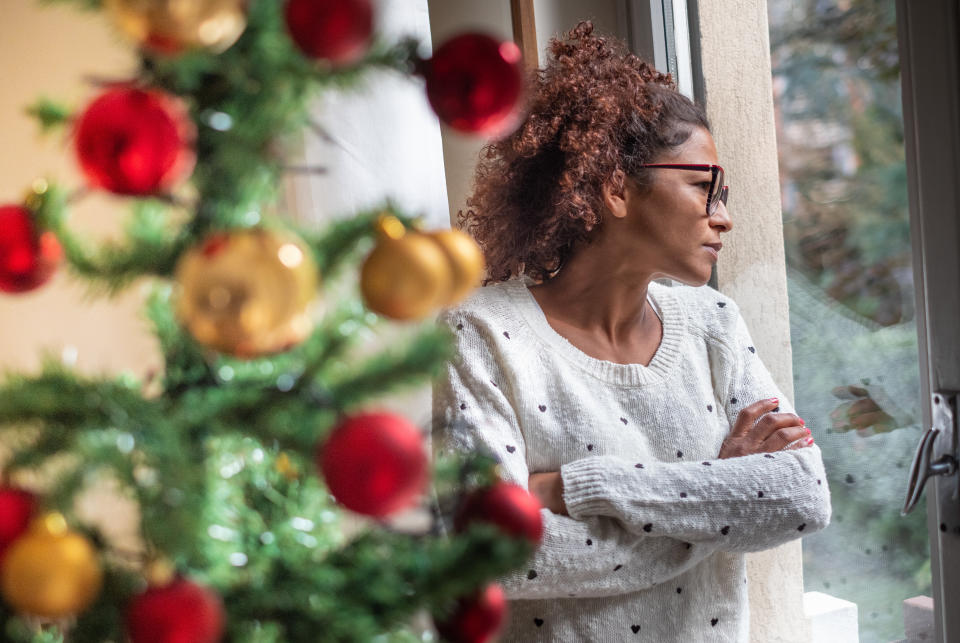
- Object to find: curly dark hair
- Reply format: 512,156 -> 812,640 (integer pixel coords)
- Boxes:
459,22 -> 710,284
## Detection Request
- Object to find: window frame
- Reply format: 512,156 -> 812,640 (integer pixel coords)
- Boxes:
896,1 -> 960,639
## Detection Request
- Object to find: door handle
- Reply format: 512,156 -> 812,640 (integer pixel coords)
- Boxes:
902,393 -> 959,515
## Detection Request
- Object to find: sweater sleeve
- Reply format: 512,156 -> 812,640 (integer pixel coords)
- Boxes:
560,307 -> 832,553
432,310 -> 718,599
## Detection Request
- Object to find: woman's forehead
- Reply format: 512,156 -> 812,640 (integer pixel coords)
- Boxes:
658,127 -> 719,164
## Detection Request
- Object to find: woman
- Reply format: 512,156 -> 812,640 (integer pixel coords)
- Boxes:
432,23 -> 831,642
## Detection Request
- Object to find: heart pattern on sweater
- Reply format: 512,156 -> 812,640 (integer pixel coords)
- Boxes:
505,445 -> 516,453
534,618 -> 544,627
631,625 -> 641,633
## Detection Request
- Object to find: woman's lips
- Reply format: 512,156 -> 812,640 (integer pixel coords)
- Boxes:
703,243 -> 722,260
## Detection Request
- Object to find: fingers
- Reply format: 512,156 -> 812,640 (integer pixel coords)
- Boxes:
751,411 -> 806,442
759,425 -> 813,452
730,397 -> 781,437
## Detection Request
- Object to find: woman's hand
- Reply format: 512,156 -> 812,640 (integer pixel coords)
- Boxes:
528,472 -> 569,515
718,397 -> 813,459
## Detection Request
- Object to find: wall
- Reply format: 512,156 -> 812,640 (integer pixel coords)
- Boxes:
0,1 -> 157,377
286,0 -> 450,230
427,0 -> 628,220
425,1 -> 513,222
695,0 -> 810,641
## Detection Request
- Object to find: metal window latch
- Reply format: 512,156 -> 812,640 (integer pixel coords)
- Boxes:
902,392 -> 959,515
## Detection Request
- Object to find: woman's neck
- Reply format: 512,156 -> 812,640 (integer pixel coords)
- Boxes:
527,242 -> 658,346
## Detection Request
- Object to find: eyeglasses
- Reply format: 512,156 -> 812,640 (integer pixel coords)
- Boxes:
638,164 -> 728,215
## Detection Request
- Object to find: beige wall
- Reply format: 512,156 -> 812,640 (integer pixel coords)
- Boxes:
425,0 -> 514,222
0,0 -> 158,378
697,1 -> 810,641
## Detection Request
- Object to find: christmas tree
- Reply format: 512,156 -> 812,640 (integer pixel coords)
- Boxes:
0,1 -> 542,641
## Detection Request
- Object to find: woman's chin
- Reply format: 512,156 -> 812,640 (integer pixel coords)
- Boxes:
660,268 -> 713,288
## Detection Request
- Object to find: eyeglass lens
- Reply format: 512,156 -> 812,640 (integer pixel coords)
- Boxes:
709,167 -> 725,214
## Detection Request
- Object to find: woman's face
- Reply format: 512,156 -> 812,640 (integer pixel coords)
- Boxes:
618,126 -> 733,286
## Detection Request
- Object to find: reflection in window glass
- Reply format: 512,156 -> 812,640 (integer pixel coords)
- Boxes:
768,1 -> 930,641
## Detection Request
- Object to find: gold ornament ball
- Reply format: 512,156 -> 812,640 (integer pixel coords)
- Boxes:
0,514 -> 103,618
427,228 -> 485,305
174,229 -> 319,358
361,219 -> 453,321
105,0 -> 248,54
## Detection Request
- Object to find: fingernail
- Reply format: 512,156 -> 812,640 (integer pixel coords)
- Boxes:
805,427 -> 811,435
799,417 -> 806,425
806,437 -> 815,445
769,397 -> 779,404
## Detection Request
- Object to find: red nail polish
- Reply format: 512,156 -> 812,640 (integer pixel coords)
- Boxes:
806,437 -> 814,445
769,397 -> 779,404
805,427 -> 811,435
799,417 -> 806,425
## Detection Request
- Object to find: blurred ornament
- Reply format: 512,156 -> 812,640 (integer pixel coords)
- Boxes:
0,513 -> 103,617
0,487 -> 36,561
455,481 -> 543,544
174,228 -> 318,358
434,583 -> 508,643
284,0 -> 373,65
75,87 -> 196,196
361,216 -> 453,320
126,576 -> 224,643
424,33 -> 525,137
105,0 -> 248,55
0,205 -> 62,294
318,412 -> 428,517
427,228 -> 485,305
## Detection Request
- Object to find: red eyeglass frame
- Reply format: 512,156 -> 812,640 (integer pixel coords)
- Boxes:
638,163 -> 728,215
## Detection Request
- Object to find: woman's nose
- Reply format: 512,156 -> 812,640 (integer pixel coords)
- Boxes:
711,199 -> 733,232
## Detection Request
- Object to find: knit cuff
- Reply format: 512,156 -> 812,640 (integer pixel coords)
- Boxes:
560,457 -> 619,520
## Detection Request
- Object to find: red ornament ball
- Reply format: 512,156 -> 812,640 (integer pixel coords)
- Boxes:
424,33 -> 525,137
125,577 -> 224,643
74,87 -> 196,196
285,0 -> 373,65
318,412 -> 428,517
434,583 -> 508,643
0,487 -> 36,561
454,481 -> 543,544
0,205 -> 62,294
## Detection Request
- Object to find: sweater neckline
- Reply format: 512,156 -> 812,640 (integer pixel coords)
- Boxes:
502,279 -> 685,387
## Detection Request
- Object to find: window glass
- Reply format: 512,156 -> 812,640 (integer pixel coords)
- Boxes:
768,1 -> 931,641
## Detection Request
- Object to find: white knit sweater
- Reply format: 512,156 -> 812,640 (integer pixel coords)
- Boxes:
431,278 -> 832,642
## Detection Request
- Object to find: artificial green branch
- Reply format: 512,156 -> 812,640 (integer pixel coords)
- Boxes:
25,97 -> 72,134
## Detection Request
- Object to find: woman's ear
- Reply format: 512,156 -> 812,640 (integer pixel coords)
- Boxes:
602,169 -> 629,219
